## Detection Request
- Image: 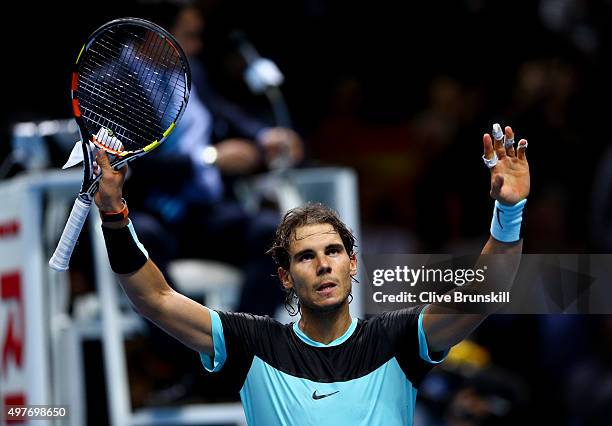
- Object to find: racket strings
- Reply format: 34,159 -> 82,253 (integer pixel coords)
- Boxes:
80,50 -> 185,126
97,27 -> 186,100
137,33 -> 188,128
107,28 -> 184,107
77,24 -> 188,151
112,28 -> 187,114
78,69 -> 167,143
158,50 -> 187,125
82,46 -> 171,118
79,108 -> 137,152
78,73 -> 161,149
80,54 -> 163,146
81,39 -> 173,141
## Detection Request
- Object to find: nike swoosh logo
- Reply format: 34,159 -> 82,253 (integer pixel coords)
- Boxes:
312,390 -> 339,400
496,207 -> 504,229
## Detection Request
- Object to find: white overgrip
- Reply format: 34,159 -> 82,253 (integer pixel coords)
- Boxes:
49,197 -> 92,271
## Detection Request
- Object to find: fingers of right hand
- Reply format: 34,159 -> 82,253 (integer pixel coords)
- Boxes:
483,133 -> 494,159
96,149 -> 111,168
505,126 -> 516,157
517,139 -> 528,160
96,151 -> 128,184
492,123 -> 507,159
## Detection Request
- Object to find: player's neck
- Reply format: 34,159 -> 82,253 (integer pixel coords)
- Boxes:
298,304 -> 352,345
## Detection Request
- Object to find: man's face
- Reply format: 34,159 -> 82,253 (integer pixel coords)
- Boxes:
279,223 -> 357,312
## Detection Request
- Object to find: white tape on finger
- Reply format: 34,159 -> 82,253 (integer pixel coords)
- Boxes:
492,123 -> 504,141
482,152 -> 498,169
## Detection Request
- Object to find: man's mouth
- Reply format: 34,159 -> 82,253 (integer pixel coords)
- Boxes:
316,281 -> 337,295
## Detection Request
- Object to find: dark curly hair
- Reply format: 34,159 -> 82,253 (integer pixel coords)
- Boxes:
267,202 -> 356,316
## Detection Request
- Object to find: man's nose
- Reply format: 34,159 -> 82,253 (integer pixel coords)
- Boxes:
316,255 -> 331,276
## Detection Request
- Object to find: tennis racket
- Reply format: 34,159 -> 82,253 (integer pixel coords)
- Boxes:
49,18 -> 191,271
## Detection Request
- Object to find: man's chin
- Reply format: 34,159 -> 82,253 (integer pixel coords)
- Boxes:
307,297 -> 348,313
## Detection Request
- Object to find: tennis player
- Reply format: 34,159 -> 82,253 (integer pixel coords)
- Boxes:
95,123 -> 529,425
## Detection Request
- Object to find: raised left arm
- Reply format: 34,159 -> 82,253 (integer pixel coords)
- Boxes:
423,124 -> 530,352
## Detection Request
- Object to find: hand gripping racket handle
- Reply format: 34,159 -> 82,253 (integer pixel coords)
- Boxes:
49,197 -> 92,271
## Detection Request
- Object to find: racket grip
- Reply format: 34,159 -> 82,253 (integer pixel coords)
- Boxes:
49,197 -> 92,271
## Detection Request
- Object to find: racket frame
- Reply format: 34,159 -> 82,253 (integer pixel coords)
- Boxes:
49,18 -> 191,271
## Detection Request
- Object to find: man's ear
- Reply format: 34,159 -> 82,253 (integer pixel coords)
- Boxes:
278,267 -> 293,290
349,253 -> 357,278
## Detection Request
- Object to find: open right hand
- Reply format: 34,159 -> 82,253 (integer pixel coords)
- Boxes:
483,125 -> 530,205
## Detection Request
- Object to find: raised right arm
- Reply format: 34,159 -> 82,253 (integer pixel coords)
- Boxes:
94,150 -> 214,355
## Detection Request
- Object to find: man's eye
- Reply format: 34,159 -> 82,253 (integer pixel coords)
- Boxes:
300,254 -> 314,261
327,248 -> 339,255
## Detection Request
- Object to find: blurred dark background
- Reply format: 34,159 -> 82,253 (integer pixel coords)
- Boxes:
5,0 -> 611,252
3,0 -> 612,424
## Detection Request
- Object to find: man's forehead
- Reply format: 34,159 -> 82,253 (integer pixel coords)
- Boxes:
291,224 -> 341,246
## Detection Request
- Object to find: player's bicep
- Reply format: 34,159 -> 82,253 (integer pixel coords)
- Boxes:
147,290 -> 215,355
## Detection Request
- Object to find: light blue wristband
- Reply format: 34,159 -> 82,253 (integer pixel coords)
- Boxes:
490,199 -> 527,242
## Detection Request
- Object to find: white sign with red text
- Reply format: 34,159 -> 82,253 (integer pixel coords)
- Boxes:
0,184 -> 27,416
0,175 -> 54,425
0,171 -> 86,426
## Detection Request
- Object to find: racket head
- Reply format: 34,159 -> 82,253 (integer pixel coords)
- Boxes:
71,17 -> 191,157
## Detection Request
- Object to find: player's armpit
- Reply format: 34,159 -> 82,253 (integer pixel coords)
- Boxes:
421,307 -> 486,353
422,237 -> 523,352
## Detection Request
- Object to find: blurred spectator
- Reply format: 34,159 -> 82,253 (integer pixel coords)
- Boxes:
417,340 -> 529,426
444,367 -> 528,426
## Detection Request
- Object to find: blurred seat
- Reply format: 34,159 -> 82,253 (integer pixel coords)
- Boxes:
167,259 -> 244,311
